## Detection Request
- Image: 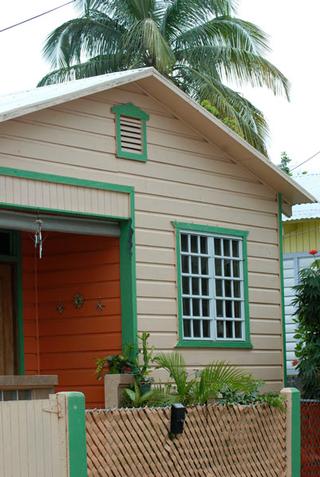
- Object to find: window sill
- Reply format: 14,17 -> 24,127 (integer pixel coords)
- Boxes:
176,339 -> 253,349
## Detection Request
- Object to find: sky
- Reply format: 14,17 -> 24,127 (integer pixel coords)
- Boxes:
0,0 -> 319,171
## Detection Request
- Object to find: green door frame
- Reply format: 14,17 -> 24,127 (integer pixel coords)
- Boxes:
0,166 -> 138,374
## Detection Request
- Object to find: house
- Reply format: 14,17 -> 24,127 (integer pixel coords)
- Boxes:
283,173 -> 320,379
0,68 -> 314,408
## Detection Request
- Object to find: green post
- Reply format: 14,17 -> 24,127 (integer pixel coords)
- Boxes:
281,387 -> 301,477
64,392 -> 87,477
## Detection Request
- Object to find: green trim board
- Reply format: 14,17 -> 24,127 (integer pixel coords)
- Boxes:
173,221 -> 252,349
65,392 -> 87,477
112,103 -> 149,162
291,388 -> 301,477
278,193 -> 287,386
0,167 -> 138,368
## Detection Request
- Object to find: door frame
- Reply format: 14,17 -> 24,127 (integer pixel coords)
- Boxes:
0,167 -> 137,374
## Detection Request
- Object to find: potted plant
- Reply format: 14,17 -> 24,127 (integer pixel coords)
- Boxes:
134,331 -> 154,394
96,347 -> 136,408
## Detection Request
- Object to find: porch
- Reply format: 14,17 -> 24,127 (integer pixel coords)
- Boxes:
0,211 -> 128,408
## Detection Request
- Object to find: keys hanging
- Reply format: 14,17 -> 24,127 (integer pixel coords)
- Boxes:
34,219 -> 43,259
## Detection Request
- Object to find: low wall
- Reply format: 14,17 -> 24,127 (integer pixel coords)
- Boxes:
86,399 -> 289,477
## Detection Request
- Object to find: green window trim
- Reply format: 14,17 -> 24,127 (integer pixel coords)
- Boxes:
173,221 -> 252,349
112,103 -> 149,162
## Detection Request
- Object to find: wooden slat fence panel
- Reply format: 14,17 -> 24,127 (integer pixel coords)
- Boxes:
0,395 -> 68,477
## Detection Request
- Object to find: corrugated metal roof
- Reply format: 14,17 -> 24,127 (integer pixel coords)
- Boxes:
0,68 -> 152,122
0,67 -> 316,207
283,173 -> 320,221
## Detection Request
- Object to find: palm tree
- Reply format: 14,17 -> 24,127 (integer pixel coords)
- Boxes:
39,0 -> 289,154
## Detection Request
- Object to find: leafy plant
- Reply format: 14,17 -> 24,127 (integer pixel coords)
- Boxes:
123,382 -> 156,408
293,256 -> 320,398
96,346 -> 136,379
218,386 -> 285,410
134,331 -> 154,386
39,0 -> 290,154
154,352 -> 196,405
154,352 -> 261,406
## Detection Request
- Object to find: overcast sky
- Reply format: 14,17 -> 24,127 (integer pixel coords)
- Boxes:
0,0 -> 319,171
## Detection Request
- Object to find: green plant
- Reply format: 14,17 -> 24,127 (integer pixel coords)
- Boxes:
123,383 -> 177,408
154,352 -> 260,406
292,256 -> 320,398
39,0 -> 289,154
96,346 -> 136,379
218,386 -> 285,410
134,331 -> 154,385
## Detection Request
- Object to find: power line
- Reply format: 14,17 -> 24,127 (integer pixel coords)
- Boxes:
0,1 -> 75,34
291,149 -> 320,172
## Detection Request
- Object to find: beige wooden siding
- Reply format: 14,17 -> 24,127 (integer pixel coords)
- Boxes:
0,394 -> 68,477
0,175 -> 130,218
0,82 -> 283,391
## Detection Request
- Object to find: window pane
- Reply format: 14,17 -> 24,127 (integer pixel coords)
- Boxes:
192,278 -> 200,295
202,299 -> 209,317
202,278 -> 209,296
226,321 -> 233,338
183,320 -> 191,338
193,299 -> 200,316
181,234 -> 188,252
223,239 -> 230,256
193,320 -> 201,338
191,235 -> 198,253
203,320 -> 211,338
215,259 -> 222,276
225,280 -> 232,297
0,233 -> 11,256
224,259 -> 231,277
214,238 -> 221,256
201,258 -> 208,275
233,281 -> 241,298
183,299 -> 190,316
232,240 -> 239,257
182,277 -> 189,295
217,321 -> 224,338
191,256 -> 199,274
216,300 -> 224,317
182,255 -> 189,273
233,261 -> 240,278
225,301 -> 232,317
215,279 -> 223,297
235,321 -> 242,338
200,236 -> 208,254
234,301 -> 241,318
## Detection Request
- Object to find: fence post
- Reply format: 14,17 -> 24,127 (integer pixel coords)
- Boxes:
59,392 -> 87,477
281,387 -> 301,477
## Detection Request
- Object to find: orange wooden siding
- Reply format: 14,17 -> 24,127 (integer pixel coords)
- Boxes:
22,231 -> 121,408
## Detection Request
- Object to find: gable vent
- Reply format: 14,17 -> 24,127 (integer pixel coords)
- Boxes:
120,115 -> 143,154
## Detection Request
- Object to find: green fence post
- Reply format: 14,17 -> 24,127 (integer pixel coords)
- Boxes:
281,387 -> 301,477
63,392 -> 87,477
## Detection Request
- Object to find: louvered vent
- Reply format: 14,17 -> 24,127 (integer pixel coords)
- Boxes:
120,115 -> 143,155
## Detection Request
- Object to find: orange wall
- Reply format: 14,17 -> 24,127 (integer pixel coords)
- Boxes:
22,231 -> 122,408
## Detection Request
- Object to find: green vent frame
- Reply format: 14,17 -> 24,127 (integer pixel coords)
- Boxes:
112,103 -> 150,162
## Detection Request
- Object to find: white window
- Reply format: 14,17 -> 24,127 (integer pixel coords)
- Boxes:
180,231 -> 246,341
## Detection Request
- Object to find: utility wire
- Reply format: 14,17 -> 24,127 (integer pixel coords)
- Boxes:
291,150 -> 320,172
0,0 -> 75,33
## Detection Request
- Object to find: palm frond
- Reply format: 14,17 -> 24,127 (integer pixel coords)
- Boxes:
38,53 -> 132,86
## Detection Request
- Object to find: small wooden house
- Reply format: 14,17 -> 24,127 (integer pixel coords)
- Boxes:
0,68 -> 314,407
283,173 -> 320,378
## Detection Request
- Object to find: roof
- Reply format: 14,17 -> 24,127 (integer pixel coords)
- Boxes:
0,67 -> 315,208
283,173 -> 320,221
